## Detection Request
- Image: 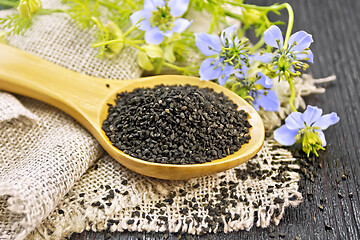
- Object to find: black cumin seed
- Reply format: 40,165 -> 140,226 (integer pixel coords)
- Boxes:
267,188 -> 274,193
108,219 -> 119,224
349,192 -> 353,198
122,191 -> 129,195
338,192 -> 344,199
127,219 -> 135,225
342,174 -> 347,180
274,197 -> 284,204
121,179 -> 128,185
58,209 -> 64,214
79,193 -> 85,197
106,84 -> 110,88
105,185 -> 111,190
289,195 -> 298,201
108,190 -> 115,199
102,85 -> 251,165
91,201 -> 101,207
325,224 -> 332,230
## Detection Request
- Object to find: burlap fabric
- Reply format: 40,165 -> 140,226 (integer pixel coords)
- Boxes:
1,1 -> 333,239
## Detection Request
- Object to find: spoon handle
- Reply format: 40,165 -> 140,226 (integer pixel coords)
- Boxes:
0,44 -> 111,127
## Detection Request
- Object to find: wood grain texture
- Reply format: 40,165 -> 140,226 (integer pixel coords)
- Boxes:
68,0 -> 360,238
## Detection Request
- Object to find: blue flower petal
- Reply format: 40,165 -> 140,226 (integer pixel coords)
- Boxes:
274,125 -> 298,146
222,63 -> 235,76
250,91 -> 260,111
195,33 -> 221,56
199,58 -> 222,81
220,24 -> 237,46
302,105 -> 323,126
306,49 -> 314,63
285,111 -> 305,130
295,49 -> 313,63
235,71 -> 245,79
218,73 -> 229,86
288,30 -> 313,52
254,52 -> 274,63
314,129 -> 326,147
172,18 -> 192,33
253,90 -> 280,111
145,28 -> 164,44
130,10 -> 152,31
163,30 -> 173,37
313,112 -> 340,130
247,55 -> 255,64
255,72 -> 273,88
144,0 -> 165,11
168,0 -> 190,17
263,25 -> 283,48
217,64 -> 234,86
234,64 -> 248,79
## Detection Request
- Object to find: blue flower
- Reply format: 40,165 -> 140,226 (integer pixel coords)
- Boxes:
255,25 -> 313,81
249,72 -> 280,111
274,105 -> 340,156
195,25 -> 249,86
130,0 -> 192,44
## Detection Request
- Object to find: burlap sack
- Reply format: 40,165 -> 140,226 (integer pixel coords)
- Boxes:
1,1 -> 333,239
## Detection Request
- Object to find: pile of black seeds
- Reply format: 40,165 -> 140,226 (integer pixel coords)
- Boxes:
102,84 -> 252,164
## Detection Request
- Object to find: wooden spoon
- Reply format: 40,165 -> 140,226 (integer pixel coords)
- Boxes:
0,44 -> 264,180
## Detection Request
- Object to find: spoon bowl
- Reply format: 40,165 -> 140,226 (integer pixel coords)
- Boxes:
0,44 -> 264,180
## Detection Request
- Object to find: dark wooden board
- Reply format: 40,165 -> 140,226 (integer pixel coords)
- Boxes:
69,0 -> 360,239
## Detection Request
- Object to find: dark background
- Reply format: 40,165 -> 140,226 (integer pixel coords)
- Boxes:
2,0 -> 358,239
73,0 -> 360,239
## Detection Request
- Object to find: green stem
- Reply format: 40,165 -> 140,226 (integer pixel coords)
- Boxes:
251,36 -> 264,52
281,3 -> 294,49
125,41 -> 143,51
224,10 -> 242,21
37,8 -> 66,15
92,39 -> 144,48
0,0 -> 18,7
289,79 -> 297,112
123,24 -> 137,38
162,62 -> 198,75
226,2 -> 294,49
162,62 -> 188,73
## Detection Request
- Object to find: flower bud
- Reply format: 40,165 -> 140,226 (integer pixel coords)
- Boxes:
137,51 -> 154,71
242,9 -> 262,26
164,44 -> 175,63
17,0 -> 42,19
104,21 -> 124,58
143,44 -> 163,58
